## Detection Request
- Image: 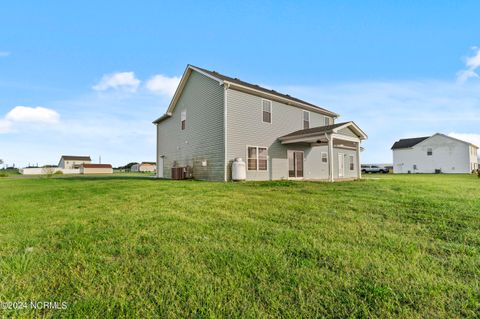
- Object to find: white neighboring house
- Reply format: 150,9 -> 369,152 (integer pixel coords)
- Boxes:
392,133 -> 478,174
131,162 -> 156,172
58,155 -> 92,169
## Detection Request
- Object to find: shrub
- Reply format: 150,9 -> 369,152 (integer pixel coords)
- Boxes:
54,171 -> 63,175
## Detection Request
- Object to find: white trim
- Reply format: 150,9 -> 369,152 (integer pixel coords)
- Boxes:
331,121 -> 368,140
224,85 -> 229,181
328,137 -> 334,182
330,133 -> 361,143
246,145 -> 269,172
338,153 -> 345,178
261,99 -> 273,124
287,150 -> 305,179
188,65 -> 225,84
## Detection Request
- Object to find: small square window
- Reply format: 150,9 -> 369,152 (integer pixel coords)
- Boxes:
321,152 -> 328,163
262,100 -> 272,123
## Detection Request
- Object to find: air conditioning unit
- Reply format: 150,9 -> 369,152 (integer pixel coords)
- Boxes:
171,167 -> 186,180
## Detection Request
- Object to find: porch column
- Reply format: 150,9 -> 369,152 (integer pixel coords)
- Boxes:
328,137 -> 334,182
356,142 -> 361,179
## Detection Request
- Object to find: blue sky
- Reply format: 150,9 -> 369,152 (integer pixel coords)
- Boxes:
1,1 -> 480,167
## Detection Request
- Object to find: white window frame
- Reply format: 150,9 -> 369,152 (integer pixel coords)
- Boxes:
246,145 -> 268,171
303,111 -> 310,129
427,148 -> 432,156
324,117 -> 330,126
349,155 -> 355,171
321,152 -> 328,163
261,99 -> 272,124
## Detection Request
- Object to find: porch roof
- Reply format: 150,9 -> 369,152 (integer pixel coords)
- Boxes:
278,121 -> 367,144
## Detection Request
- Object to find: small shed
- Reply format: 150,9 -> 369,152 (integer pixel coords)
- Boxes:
80,164 -> 113,174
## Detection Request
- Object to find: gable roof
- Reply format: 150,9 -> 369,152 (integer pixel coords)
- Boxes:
391,137 -> 430,150
60,155 -> 92,161
391,133 -> 479,150
153,65 -> 338,124
279,121 -> 368,141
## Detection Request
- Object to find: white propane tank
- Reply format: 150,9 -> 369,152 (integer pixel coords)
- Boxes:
232,158 -> 246,181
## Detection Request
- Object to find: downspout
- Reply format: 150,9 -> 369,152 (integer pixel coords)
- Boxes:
224,83 -> 229,181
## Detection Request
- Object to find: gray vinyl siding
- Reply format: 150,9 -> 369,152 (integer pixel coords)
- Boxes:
338,127 -> 357,138
157,71 -> 225,181
226,88 -> 333,180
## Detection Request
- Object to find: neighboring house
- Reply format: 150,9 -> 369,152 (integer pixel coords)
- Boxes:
131,162 -> 157,172
391,133 -> 479,174
58,155 -> 92,169
80,164 -> 113,174
153,65 -> 367,181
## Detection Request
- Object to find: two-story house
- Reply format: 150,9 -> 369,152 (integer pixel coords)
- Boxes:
392,133 -> 478,174
154,65 -> 367,181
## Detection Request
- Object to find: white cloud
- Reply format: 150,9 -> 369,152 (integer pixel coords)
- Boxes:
448,133 -> 480,147
0,119 -> 11,133
145,74 -> 180,96
93,72 -> 141,92
457,47 -> 480,83
5,106 -> 60,124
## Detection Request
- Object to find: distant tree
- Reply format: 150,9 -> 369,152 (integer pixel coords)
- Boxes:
117,162 -> 138,171
42,166 -> 55,177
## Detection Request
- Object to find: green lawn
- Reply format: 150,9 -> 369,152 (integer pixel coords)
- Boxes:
0,174 -> 479,318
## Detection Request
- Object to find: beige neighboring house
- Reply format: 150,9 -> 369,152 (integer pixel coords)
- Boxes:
80,164 -> 113,174
131,162 -> 157,172
58,155 -> 92,169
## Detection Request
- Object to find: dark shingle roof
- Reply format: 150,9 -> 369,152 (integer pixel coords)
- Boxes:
61,155 -> 91,161
391,137 -> 430,150
279,122 -> 350,139
192,65 -> 337,116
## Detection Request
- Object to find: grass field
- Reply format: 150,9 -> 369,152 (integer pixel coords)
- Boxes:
0,174 -> 479,318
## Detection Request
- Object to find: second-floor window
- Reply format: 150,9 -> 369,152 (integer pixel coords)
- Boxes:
427,148 -> 432,156
324,117 -> 331,126
181,110 -> 186,130
303,111 -> 310,129
262,100 -> 272,123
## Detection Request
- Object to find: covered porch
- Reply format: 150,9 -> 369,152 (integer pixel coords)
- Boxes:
278,121 -> 368,181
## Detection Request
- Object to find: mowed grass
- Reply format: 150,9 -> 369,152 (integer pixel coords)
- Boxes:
0,174 -> 479,318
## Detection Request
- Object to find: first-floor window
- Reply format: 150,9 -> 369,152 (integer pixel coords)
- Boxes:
247,147 -> 257,170
321,152 -> 328,163
247,146 -> 268,171
349,155 -> 354,170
